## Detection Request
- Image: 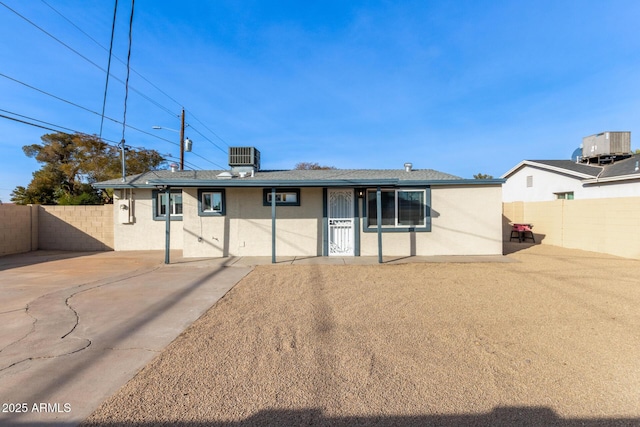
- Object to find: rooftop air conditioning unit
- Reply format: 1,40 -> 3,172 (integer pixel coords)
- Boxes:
582,131 -> 631,158
228,147 -> 260,172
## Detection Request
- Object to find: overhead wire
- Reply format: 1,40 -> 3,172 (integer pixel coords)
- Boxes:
3,1 -> 232,170
39,0 -> 234,151
1,108 -> 211,172
41,0 -> 185,111
0,0 -> 176,119
120,0 -> 134,143
184,124 -> 227,154
0,73 -> 178,147
99,0 -> 118,138
184,110 -> 231,147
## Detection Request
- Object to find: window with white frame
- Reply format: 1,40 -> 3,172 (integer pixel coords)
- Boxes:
153,190 -> 183,220
367,189 -> 427,227
198,189 -> 225,216
263,188 -> 300,206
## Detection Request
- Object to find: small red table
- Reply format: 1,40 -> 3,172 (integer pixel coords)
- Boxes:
510,223 -> 535,243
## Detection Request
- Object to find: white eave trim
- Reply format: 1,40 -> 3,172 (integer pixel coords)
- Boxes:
582,174 -> 640,185
501,160 -> 597,180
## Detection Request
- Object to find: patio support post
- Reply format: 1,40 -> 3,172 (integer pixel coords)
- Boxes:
376,186 -> 382,263
271,187 -> 276,264
165,186 -> 171,264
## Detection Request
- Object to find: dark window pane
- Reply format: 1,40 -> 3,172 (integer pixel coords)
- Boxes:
398,191 -> 424,226
367,190 -> 395,226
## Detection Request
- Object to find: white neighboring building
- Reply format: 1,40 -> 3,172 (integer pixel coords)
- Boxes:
502,155 -> 640,202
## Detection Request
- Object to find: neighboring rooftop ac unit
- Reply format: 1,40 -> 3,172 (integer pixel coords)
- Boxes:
228,147 -> 260,172
582,131 -> 631,158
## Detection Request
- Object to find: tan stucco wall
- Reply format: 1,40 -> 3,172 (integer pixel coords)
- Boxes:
182,187 -> 323,257
0,204 -> 37,256
113,189 -> 183,250
38,205 -> 113,251
360,185 -> 504,256
112,185 -> 503,258
503,197 -> 640,259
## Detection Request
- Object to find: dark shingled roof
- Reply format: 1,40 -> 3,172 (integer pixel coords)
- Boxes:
93,168 -> 478,189
504,155 -> 640,183
526,160 -> 602,177
597,154 -> 640,179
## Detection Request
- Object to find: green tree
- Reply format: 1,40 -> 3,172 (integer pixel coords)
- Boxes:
294,162 -> 337,170
11,132 -> 165,205
473,173 -> 494,179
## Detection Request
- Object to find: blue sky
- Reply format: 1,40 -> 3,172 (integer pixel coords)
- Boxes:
2,0 -> 640,202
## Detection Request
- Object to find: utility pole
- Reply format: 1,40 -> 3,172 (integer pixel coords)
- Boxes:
179,108 -> 185,171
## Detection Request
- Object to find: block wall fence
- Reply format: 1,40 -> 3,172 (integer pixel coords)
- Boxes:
0,204 -> 113,256
503,197 -> 640,260
2,199 -> 638,259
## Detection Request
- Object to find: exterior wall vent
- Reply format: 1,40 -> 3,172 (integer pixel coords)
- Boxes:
229,147 -> 260,172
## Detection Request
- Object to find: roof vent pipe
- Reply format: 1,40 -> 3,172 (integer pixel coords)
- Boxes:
404,162 -> 413,172
635,161 -> 639,172
170,163 -> 178,173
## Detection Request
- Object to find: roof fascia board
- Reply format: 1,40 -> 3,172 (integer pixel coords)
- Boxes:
94,178 -> 504,189
582,174 -> 640,185
502,160 -> 597,179
501,161 -> 528,179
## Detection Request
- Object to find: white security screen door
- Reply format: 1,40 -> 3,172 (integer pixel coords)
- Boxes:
328,188 -> 355,256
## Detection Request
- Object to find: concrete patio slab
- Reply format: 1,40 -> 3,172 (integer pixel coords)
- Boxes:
228,254 -> 517,267
0,250 -> 251,426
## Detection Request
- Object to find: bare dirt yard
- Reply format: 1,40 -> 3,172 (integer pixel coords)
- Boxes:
83,245 -> 640,426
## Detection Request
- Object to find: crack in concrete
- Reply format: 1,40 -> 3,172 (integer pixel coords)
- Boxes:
0,307 -> 29,315
0,308 -> 36,354
0,339 -> 92,372
105,347 -> 161,353
0,266 -> 161,370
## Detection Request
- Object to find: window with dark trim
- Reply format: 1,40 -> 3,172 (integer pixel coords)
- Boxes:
262,188 -> 300,206
555,191 -> 574,200
198,189 -> 226,216
364,188 -> 431,232
152,189 -> 183,221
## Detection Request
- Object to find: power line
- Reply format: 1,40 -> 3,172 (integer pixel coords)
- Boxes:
39,0 -> 234,148
0,108 -> 78,134
41,0 -> 185,111
120,0 -> 134,143
187,150 -> 226,169
185,110 -> 231,148
0,73 -> 178,147
0,112 -> 72,134
0,110 -> 174,164
3,2 -> 232,168
2,105 -> 224,170
1,0 -> 176,119
99,0 -> 119,138
185,124 -> 227,154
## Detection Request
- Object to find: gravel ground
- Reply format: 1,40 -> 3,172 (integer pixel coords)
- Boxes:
83,245 -> 640,426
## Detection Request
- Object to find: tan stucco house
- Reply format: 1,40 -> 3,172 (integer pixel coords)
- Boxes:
94,148 -> 505,261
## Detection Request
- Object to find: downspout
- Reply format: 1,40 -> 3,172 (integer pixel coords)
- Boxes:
271,187 -> 276,264
377,186 -> 382,263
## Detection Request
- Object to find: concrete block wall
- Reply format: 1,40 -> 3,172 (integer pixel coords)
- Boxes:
38,205 -> 114,251
503,197 -> 640,259
0,204 -> 37,256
